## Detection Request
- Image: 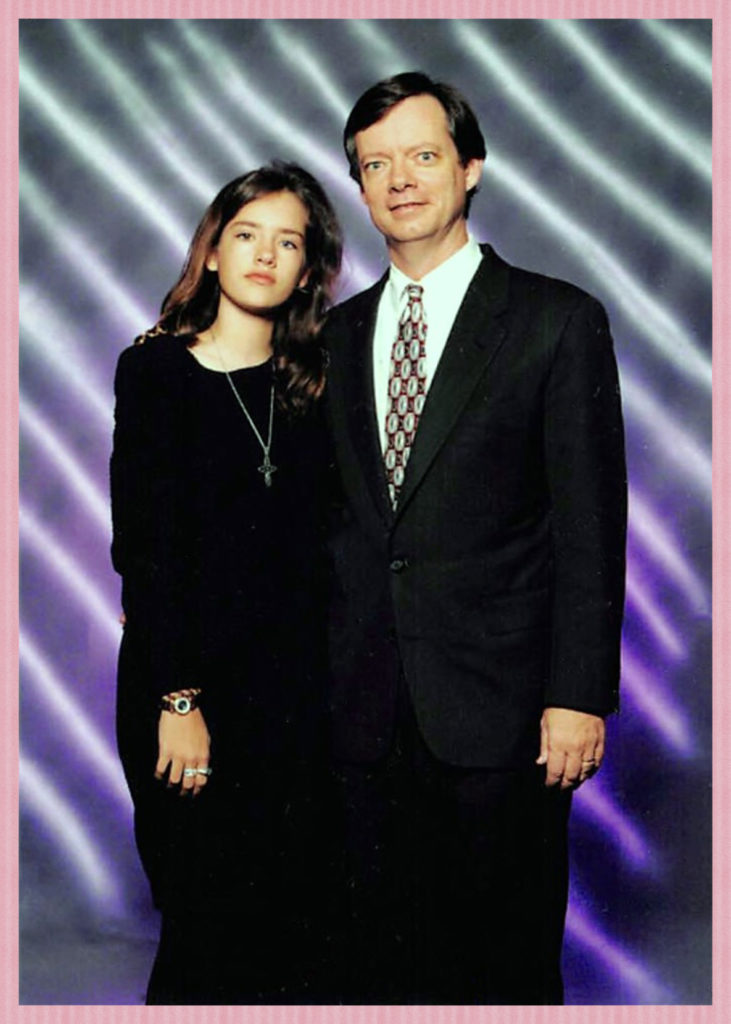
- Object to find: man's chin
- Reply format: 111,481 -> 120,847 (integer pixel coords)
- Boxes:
382,223 -> 433,246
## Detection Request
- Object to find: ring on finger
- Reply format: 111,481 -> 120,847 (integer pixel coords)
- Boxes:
182,767 -> 198,778
196,767 -> 212,777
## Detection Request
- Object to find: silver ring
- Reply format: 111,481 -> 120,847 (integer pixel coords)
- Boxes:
182,767 -> 198,778
196,767 -> 212,777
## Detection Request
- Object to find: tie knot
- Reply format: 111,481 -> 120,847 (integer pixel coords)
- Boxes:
400,285 -> 425,327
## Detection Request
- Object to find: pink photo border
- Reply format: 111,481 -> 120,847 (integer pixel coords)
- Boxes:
6,1 -> 726,1021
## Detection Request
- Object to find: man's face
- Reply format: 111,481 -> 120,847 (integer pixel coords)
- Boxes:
354,93 -> 483,254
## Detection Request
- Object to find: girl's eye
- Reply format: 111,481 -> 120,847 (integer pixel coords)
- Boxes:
280,239 -> 298,250
235,231 -> 253,240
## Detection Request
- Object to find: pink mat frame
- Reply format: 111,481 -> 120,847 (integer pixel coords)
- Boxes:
7,1 -> 726,1021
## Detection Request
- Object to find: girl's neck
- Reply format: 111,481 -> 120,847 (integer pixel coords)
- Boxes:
195,307 -> 274,371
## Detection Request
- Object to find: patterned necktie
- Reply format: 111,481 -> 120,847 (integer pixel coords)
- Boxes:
384,284 -> 427,509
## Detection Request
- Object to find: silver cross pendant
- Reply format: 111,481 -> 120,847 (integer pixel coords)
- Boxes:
258,454 -> 277,487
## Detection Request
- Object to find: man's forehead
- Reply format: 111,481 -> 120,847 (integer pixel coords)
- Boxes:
355,94 -> 450,146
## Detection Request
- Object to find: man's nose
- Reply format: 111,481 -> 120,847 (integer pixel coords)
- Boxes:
388,157 -> 414,191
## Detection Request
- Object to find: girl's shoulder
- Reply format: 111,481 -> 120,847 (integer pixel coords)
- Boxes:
114,333 -> 197,412
116,331 -> 194,377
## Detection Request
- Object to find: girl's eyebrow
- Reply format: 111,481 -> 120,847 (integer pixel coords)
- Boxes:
229,219 -> 305,239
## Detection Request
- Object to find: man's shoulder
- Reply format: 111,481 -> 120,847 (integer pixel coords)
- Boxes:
327,276 -> 386,324
479,243 -> 605,320
481,242 -> 606,327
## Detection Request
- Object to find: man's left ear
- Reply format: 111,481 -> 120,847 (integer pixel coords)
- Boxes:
464,159 -> 485,193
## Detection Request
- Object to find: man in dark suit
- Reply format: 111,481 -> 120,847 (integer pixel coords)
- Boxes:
323,72 -> 626,1005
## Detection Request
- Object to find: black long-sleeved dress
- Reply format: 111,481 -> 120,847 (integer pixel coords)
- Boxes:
111,334 -> 334,1004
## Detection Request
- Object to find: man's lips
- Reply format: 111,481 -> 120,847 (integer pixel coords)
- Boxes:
389,200 -> 426,213
245,273 -> 275,284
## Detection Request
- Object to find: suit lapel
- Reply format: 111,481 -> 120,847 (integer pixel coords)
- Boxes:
335,274 -> 394,525
394,246 -> 511,518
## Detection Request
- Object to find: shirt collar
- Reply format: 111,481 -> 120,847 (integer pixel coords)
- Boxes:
385,234 -> 483,311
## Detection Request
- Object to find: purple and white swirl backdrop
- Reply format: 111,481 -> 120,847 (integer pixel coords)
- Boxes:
19,18 -> 711,1005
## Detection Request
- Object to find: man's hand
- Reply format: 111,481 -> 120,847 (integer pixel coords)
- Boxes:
156,708 -> 211,797
536,707 -> 605,789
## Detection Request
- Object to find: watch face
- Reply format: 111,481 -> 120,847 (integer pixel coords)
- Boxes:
173,696 -> 191,714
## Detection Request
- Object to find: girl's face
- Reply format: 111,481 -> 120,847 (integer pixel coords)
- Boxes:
206,190 -> 310,317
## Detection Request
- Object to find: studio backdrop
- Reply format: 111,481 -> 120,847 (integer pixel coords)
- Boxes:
19,18 -> 711,1005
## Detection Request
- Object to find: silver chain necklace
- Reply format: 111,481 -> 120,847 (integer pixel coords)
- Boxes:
211,331 -> 277,487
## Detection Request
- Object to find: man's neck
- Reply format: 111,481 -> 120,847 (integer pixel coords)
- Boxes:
387,223 -> 470,281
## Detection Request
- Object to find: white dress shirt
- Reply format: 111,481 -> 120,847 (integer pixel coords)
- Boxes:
373,235 -> 484,450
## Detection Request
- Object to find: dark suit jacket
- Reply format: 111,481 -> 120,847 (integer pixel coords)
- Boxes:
323,244 -> 627,769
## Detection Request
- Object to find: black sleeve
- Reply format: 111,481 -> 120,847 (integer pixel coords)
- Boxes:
110,343 -> 198,698
543,295 -> 627,716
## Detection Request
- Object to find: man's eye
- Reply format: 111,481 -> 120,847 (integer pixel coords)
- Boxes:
364,161 -> 383,172
417,152 -> 436,162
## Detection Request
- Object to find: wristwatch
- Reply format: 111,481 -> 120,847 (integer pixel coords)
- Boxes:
160,689 -> 201,715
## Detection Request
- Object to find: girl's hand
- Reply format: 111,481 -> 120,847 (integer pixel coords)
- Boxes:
155,708 -> 211,796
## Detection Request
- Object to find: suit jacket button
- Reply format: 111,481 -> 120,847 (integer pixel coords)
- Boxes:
390,558 -> 408,573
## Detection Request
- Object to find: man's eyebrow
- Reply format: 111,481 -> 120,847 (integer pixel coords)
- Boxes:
360,142 -> 442,161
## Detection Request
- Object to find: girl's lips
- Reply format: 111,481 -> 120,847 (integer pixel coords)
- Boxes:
245,273 -> 275,284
